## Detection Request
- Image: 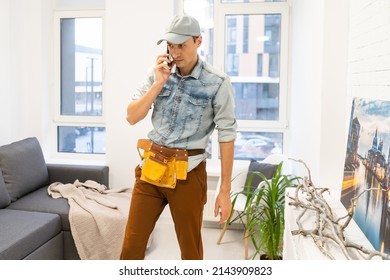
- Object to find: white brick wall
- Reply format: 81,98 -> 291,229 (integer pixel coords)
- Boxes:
349,0 -> 390,98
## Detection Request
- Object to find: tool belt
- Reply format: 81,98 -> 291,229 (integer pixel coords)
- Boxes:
137,139 -> 205,189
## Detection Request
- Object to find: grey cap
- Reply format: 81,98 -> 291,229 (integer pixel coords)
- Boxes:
157,14 -> 201,45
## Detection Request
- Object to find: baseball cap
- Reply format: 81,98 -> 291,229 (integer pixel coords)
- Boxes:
157,14 -> 201,45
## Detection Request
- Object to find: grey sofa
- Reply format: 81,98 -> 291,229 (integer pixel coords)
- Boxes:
0,137 -> 109,260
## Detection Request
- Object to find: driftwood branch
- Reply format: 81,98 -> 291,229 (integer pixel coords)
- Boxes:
287,158 -> 390,260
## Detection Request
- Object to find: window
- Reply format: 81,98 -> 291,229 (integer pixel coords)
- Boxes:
54,12 -> 105,156
181,0 -> 289,161
221,0 -> 286,2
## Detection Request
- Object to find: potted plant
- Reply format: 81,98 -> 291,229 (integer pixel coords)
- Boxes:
232,161 -> 300,260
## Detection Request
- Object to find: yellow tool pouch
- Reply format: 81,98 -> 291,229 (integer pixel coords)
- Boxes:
137,139 -> 189,189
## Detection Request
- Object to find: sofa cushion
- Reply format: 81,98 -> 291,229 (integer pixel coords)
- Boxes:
0,171 -> 11,208
0,209 -> 61,260
0,137 -> 48,202
244,160 -> 278,193
23,232 -> 63,260
7,186 -> 71,231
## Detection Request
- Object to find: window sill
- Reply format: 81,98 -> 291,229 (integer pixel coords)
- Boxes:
206,159 -> 250,178
46,158 -> 107,166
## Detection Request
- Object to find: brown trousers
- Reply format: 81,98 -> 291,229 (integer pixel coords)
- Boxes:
120,161 -> 207,260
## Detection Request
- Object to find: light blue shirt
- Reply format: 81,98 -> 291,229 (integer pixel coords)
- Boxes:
132,57 -> 237,170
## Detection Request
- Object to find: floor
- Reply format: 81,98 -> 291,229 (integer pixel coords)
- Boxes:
144,218 -> 256,260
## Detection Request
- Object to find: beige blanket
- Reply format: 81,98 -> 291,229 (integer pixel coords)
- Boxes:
48,180 -> 131,260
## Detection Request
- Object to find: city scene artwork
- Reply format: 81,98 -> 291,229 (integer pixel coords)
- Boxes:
341,97 -> 390,254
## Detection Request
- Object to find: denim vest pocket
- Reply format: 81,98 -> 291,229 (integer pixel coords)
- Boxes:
180,94 -> 210,136
152,87 -> 172,128
188,95 -> 209,108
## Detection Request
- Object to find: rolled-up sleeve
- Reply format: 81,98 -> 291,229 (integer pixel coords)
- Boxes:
213,76 -> 237,143
131,68 -> 155,101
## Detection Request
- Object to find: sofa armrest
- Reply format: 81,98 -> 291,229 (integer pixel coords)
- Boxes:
46,164 -> 109,187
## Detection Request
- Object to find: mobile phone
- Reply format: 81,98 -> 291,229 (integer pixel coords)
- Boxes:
165,47 -> 173,67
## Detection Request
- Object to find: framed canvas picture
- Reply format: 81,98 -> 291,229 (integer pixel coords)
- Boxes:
341,97 -> 390,254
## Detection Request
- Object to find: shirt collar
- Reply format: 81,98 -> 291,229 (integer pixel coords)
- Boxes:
173,56 -> 203,79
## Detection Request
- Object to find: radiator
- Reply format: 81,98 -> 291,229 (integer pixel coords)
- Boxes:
204,190 -> 218,221
160,190 -> 221,222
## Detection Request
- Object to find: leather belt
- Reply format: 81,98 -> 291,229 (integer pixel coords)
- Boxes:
187,149 -> 206,156
137,139 -> 205,160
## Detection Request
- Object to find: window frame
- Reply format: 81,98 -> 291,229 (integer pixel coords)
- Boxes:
214,2 -> 290,130
178,0 -> 290,163
53,10 -> 106,160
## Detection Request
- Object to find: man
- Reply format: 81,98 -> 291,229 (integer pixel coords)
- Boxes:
120,14 -> 237,260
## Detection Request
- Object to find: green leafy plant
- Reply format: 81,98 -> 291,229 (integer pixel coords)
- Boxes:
232,162 -> 300,259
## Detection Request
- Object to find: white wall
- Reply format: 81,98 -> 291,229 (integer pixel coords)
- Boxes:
289,0 -> 324,182
289,0 -> 349,193
348,0 -> 390,98
0,0 -> 13,145
318,0 -> 349,193
0,0 -> 52,150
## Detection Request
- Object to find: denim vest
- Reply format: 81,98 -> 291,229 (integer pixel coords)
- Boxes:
132,58 -> 237,150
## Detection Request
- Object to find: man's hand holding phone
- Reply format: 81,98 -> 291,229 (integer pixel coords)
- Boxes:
163,53 -> 174,68
154,52 -> 174,84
